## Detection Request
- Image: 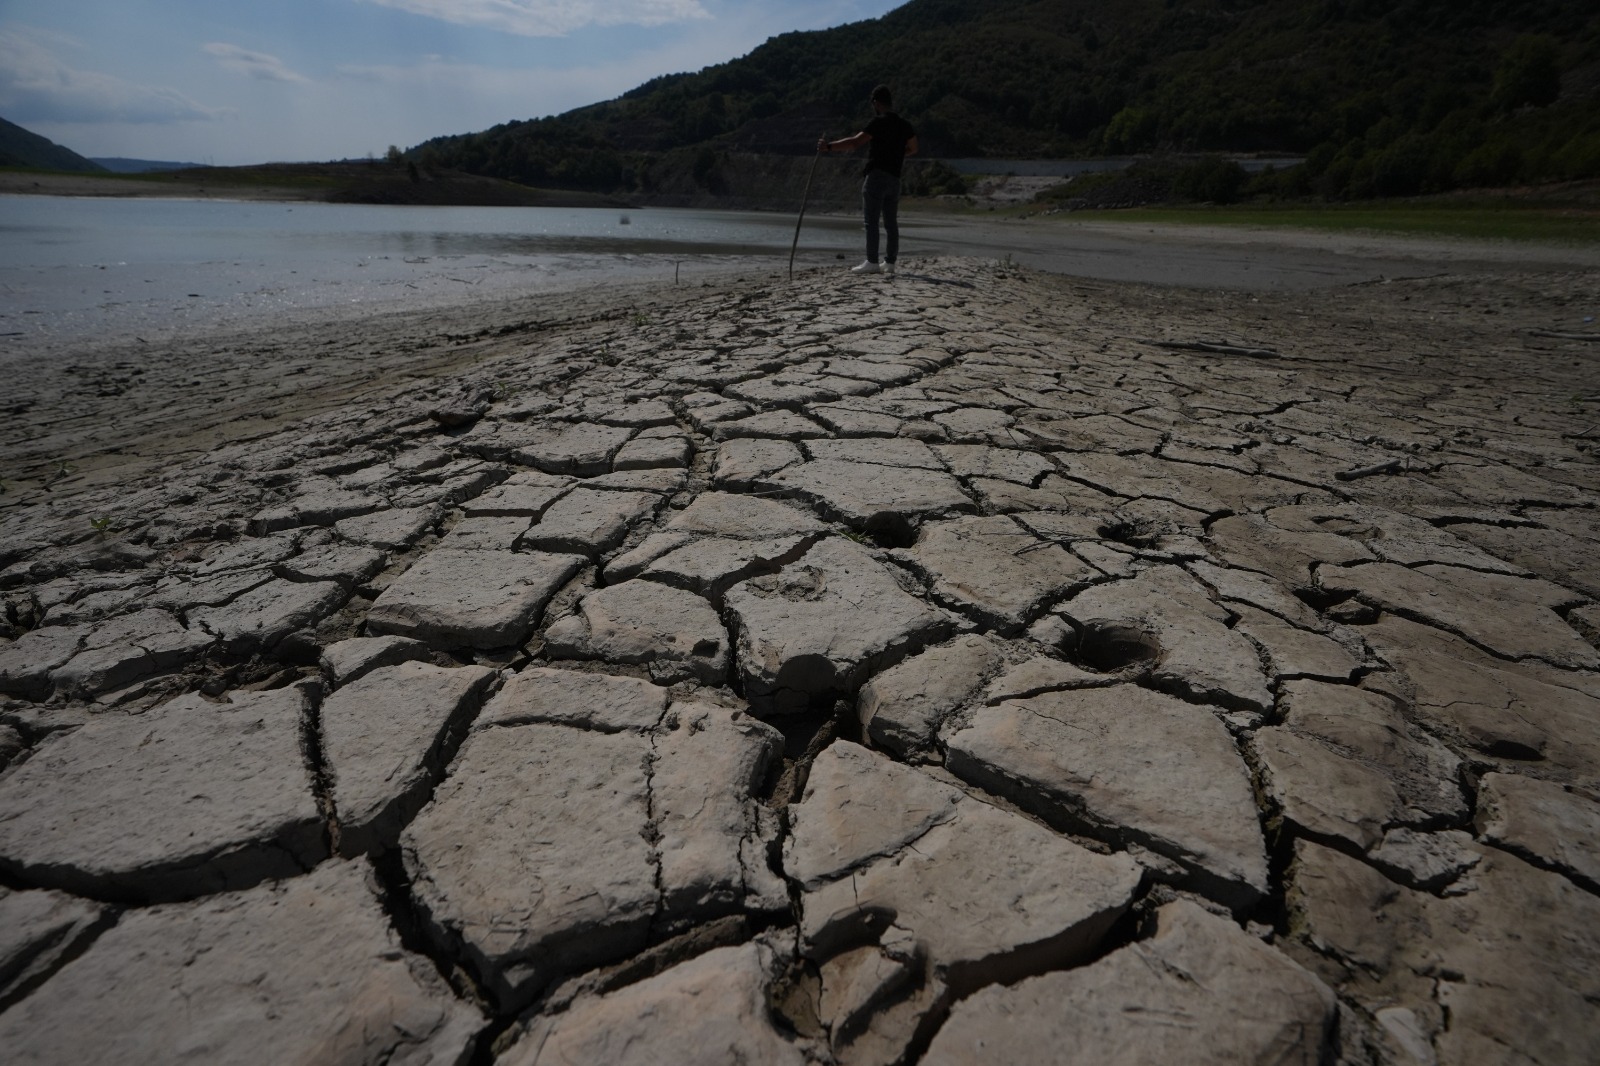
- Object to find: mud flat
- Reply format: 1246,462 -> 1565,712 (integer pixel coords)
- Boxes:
1,254 -> 1599,1064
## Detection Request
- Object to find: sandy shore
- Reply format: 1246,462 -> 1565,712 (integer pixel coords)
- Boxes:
2,252 -> 1599,1063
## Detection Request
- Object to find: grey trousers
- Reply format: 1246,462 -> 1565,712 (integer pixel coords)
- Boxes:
862,170 -> 901,264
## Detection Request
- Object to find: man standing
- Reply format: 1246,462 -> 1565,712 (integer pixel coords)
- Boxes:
819,85 -> 918,275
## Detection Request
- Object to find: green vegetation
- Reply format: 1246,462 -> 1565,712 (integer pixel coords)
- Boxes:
0,158 -> 628,208
413,0 -> 1600,204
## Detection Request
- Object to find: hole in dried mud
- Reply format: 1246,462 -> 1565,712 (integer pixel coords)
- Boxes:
1292,586 -> 1353,611
760,703 -> 847,810
1072,624 -> 1162,673
862,513 -> 919,550
1096,518 -> 1162,549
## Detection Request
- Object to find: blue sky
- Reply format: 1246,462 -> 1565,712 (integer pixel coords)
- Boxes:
0,0 -> 904,164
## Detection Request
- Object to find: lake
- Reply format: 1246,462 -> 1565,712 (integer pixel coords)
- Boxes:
0,196 -> 876,358
2,191 -> 1505,361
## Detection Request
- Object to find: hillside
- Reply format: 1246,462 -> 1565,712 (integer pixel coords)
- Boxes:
415,0 -> 1600,201
0,116 -> 106,173
91,157 -> 205,174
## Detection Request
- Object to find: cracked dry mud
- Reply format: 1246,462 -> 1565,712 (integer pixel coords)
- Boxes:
2,257 -> 1599,1064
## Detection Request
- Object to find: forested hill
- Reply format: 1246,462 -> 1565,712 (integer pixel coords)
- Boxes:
0,117 -> 106,173
415,0 -> 1600,200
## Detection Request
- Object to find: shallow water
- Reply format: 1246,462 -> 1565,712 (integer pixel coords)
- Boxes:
3,192 -> 1533,360
0,197 -> 869,357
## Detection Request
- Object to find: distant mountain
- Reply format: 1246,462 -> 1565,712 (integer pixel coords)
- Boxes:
91,157 -> 205,174
0,116 -> 106,173
415,0 -> 1600,200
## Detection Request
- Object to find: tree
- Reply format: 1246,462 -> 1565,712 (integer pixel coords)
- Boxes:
1493,35 -> 1561,112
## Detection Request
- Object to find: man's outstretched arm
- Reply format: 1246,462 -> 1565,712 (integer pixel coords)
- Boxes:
818,131 -> 871,153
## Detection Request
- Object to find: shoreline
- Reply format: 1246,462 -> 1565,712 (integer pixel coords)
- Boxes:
0,264 -> 756,491
5,249 -> 1596,504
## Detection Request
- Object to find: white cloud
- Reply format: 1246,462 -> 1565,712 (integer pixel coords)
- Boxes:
202,43 -> 310,85
359,0 -> 711,38
0,29 -> 224,124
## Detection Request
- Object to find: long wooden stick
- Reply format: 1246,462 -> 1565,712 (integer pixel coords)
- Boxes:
789,146 -> 823,280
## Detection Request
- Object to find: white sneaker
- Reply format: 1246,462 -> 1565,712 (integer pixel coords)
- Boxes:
850,260 -> 881,274
883,262 -> 897,276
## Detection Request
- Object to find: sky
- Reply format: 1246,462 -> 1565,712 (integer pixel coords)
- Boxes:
0,0 -> 904,165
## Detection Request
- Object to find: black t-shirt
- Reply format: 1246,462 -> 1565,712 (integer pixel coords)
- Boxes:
863,112 -> 915,178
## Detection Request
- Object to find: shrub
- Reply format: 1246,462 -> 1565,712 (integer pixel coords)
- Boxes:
904,159 -> 969,196
1172,155 -> 1247,203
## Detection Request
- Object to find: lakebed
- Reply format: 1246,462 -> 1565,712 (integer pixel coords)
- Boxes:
1,207 -> 1598,1063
